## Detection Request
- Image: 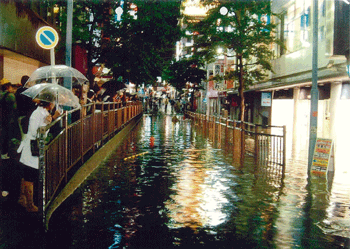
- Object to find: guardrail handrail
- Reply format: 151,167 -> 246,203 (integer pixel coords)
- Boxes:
187,111 -> 286,170
37,101 -> 143,221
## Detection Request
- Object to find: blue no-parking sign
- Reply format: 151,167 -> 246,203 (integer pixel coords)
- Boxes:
36,26 -> 59,50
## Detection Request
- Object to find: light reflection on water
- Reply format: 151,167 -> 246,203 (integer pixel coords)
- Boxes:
48,115 -> 350,249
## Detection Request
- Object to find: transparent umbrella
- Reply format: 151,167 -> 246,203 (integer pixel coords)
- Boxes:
21,83 -> 80,109
24,65 -> 88,88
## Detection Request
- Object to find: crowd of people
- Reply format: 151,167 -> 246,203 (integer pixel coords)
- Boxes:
0,75 -> 141,213
1,73 -> 193,213
0,75 -> 54,212
144,94 -> 193,114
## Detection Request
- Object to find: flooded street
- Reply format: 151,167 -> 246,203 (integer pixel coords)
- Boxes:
47,114 -> 350,249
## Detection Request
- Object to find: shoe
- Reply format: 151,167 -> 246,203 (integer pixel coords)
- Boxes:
23,181 -> 38,212
1,154 -> 10,159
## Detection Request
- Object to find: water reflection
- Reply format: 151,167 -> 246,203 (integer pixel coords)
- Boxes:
47,114 -> 350,249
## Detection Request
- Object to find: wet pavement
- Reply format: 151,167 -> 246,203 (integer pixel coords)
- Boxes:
1,113 -> 350,248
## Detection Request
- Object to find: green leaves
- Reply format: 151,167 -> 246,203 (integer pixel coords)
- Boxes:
187,1 -> 279,89
58,0 -> 181,87
162,57 -> 206,93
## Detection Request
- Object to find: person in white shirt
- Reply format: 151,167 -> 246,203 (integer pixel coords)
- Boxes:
17,93 -> 60,212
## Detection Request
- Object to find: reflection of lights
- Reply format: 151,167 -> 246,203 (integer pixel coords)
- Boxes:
199,180 -> 229,226
165,148 -> 229,229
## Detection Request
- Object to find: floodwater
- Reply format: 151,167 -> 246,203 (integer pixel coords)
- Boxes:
47,114 -> 350,249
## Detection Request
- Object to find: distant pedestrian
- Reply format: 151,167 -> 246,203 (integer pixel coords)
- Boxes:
163,97 -> 169,113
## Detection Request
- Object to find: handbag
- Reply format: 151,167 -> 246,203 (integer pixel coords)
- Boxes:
30,139 -> 39,157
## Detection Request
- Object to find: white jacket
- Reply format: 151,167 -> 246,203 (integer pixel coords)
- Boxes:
17,106 -> 50,169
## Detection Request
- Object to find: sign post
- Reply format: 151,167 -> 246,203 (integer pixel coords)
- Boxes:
35,26 -> 59,221
308,0 -> 319,171
36,26 -> 59,65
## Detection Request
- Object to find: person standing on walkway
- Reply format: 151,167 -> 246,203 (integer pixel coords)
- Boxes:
163,97 -> 169,114
17,92 -> 59,212
0,78 -> 21,160
15,75 -> 37,134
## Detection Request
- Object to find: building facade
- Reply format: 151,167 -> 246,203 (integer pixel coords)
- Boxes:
251,0 -> 349,172
178,0 -> 349,172
0,1 -> 88,85
0,1 -> 53,84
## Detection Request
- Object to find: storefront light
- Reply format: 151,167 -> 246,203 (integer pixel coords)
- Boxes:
53,4 -> 59,14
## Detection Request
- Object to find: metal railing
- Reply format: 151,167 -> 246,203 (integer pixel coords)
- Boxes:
186,111 -> 286,172
37,101 -> 143,219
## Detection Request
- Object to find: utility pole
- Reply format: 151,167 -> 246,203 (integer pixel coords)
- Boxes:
308,0 -> 319,170
65,0 -> 73,90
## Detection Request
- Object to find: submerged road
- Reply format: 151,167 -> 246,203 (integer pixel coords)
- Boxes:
47,114 -> 349,249
1,113 -> 349,248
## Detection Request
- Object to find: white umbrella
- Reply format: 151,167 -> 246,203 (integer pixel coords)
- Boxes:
21,83 -> 80,109
25,65 -> 88,88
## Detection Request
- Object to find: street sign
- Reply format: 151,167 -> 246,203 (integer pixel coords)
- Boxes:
36,26 -> 59,50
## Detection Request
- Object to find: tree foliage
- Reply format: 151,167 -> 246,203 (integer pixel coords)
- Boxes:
162,57 -> 206,93
186,0 -> 281,120
102,0 -> 182,88
57,0 -> 113,84
57,0 -> 182,88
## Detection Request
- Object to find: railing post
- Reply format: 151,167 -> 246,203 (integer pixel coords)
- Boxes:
92,103 -> 96,153
64,112 -> 68,182
283,125 -> 286,173
80,105 -> 84,163
108,102 -> 111,137
38,126 -> 47,223
102,102 -> 104,140
241,121 -> 245,166
255,125 -> 259,165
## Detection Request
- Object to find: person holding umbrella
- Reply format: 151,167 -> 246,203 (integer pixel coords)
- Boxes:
16,92 -> 60,212
15,83 -> 79,212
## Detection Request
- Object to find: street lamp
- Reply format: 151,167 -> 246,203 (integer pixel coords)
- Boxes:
219,6 -> 228,16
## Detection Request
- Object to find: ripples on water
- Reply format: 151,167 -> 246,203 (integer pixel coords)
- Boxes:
48,115 -> 350,249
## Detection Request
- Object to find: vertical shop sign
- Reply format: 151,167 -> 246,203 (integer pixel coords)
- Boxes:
311,138 -> 334,176
261,92 -> 271,106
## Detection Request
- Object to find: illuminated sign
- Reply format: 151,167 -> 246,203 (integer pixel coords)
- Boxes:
261,92 -> 271,107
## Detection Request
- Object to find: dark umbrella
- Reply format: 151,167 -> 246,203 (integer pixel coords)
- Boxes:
101,80 -> 126,93
100,80 -> 127,102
